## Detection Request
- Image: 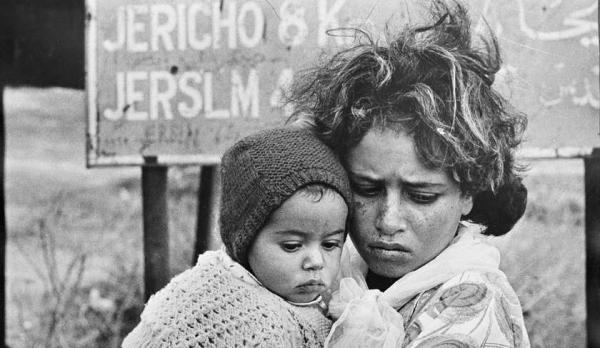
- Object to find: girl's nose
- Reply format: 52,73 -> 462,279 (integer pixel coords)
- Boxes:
375,190 -> 407,235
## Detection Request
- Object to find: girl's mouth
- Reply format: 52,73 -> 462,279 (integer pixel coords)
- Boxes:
369,241 -> 410,252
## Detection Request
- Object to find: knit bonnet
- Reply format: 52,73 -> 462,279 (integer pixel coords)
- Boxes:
219,127 -> 352,266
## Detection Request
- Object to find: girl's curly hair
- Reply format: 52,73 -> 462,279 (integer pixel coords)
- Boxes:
286,0 -> 527,236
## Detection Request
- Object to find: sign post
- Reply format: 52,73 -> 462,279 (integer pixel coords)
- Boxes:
0,84 -> 6,348
141,163 -> 169,300
194,165 -> 216,260
585,149 -> 600,348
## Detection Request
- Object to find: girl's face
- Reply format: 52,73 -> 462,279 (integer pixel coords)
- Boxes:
248,190 -> 347,303
345,129 -> 473,279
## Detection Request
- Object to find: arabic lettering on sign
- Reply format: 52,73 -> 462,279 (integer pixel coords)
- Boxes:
540,76 -> 599,109
478,0 -> 598,111
516,0 -> 597,42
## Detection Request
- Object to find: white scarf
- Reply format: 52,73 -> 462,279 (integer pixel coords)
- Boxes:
325,224 -> 502,347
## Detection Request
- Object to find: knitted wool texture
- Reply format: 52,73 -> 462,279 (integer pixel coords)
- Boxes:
122,250 -> 331,347
220,127 -> 352,265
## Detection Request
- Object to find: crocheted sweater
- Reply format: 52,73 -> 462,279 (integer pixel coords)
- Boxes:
122,249 -> 331,347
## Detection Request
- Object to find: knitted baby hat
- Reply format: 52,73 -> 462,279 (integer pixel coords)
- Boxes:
219,127 -> 352,266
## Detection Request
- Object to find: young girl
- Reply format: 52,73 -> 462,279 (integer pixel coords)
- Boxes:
122,127 -> 352,347
287,1 -> 530,346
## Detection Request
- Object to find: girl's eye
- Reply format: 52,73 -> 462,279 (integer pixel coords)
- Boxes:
281,242 -> 302,252
321,240 -> 342,251
351,181 -> 382,197
408,191 -> 438,204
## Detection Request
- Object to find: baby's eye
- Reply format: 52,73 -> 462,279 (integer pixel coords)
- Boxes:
281,242 -> 302,252
321,240 -> 342,251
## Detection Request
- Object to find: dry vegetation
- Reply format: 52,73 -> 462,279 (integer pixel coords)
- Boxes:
4,88 -> 586,347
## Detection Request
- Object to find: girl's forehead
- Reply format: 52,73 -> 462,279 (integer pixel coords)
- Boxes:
345,129 -> 450,184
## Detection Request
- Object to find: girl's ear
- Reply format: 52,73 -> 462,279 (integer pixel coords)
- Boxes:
452,171 -> 472,216
460,194 -> 473,216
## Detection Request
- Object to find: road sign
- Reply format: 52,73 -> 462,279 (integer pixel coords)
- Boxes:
86,0 -> 599,166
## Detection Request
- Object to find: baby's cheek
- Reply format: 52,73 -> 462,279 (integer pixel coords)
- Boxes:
325,251 -> 342,271
324,254 -> 342,282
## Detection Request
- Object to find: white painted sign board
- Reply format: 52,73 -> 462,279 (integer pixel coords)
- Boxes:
86,0 -> 599,166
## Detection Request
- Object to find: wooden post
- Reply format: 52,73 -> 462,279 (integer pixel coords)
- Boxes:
141,163 -> 169,301
585,148 -> 600,348
0,85 -> 6,347
193,165 -> 216,262
1,2 -> 12,345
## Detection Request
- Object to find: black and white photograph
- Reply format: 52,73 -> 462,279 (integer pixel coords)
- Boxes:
0,0 -> 598,346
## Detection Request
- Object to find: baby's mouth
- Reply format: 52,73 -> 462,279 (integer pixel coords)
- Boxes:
296,279 -> 326,293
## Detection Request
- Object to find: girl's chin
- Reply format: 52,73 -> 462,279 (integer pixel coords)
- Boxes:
366,258 -> 412,279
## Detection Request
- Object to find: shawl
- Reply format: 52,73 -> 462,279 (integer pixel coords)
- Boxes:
325,224 -> 530,347
122,249 -> 331,347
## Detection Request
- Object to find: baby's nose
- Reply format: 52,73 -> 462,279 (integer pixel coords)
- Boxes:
302,248 -> 324,270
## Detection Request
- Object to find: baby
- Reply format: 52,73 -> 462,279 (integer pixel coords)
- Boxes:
122,127 -> 351,347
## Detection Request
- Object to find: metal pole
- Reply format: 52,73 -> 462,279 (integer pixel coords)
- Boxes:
141,164 -> 169,301
193,165 -> 216,263
585,148 -> 600,348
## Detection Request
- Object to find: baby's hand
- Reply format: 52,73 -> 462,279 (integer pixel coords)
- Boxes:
325,278 -> 405,347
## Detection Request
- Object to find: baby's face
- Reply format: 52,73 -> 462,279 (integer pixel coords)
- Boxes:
248,190 -> 348,303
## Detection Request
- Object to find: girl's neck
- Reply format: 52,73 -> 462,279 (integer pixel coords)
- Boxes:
366,270 -> 399,291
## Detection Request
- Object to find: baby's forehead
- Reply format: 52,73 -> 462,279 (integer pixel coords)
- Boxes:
258,187 -> 348,238
294,184 -> 346,203
270,229 -> 345,239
